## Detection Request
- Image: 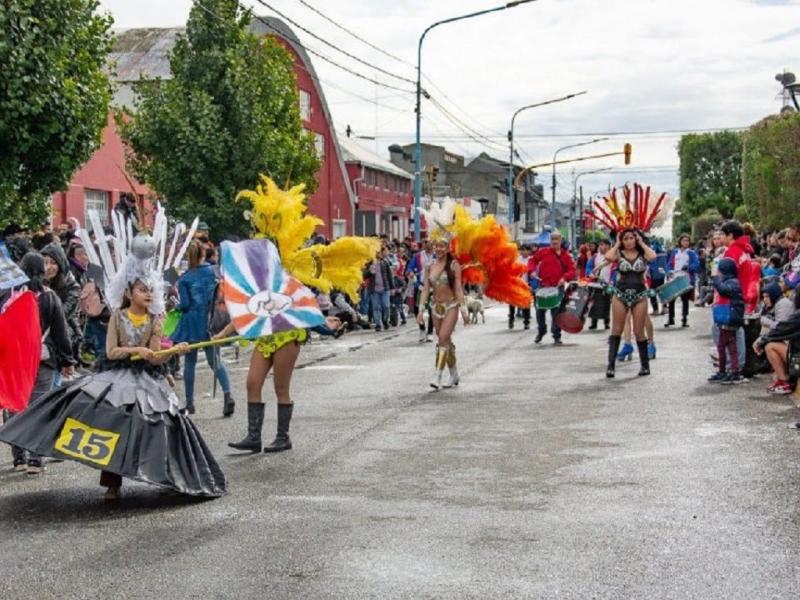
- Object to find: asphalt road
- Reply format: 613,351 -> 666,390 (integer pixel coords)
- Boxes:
1,304 -> 799,599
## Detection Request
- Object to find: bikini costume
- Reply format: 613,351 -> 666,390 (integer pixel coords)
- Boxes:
611,251 -> 650,308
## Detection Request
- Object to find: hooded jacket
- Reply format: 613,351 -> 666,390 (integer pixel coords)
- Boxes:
528,247 -> 577,288
712,257 -> 744,327
723,236 -> 759,313
40,243 -> 81,340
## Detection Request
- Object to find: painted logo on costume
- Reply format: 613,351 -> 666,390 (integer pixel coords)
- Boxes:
246,290 -> 292,317
54,417 -> 120,466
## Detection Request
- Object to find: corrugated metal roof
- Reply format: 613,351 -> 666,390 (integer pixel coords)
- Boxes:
110,28 -> 182,82
338,136 -> 413,179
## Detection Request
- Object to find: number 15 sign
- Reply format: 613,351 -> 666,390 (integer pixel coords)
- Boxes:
54,417 -> 120,467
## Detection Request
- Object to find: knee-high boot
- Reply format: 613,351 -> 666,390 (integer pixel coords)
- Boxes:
264,403 -> 293,453
607,335 -> 621,378
637,339 -> 650,376
443,343 -> 459,388
430,345 -> 448,390
228,402 -> 265,452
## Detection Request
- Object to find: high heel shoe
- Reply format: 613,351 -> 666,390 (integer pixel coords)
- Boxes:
616,342 -> 634,362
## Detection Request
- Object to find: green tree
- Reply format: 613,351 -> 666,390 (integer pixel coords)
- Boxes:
691,208 -> 724,242
742,112 -> 800,230
677,130 -> 743,234
0,0 -> 114,230
119,0 -> 320,238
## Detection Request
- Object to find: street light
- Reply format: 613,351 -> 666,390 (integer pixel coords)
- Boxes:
570,167 -> 613,248
413,0 -> 537,241
507,91 -> 588,237
550,137 -> 608,229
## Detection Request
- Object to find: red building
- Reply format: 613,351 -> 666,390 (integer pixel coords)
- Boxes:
51,18 -> 355,239
50,113 -> 150,230
338,136 -> 413,238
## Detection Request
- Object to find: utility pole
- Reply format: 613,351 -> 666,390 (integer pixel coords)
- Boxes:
413,1 -> 537,241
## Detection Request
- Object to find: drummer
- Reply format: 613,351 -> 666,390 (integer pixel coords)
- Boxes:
587,237 -> 612,330
528,231 -> 577,345
664,233 -> 699,328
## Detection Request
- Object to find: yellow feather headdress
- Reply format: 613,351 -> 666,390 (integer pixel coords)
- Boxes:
236,175 -> 379,301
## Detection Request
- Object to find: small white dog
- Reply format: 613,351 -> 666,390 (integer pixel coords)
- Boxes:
466,292 -> 485,324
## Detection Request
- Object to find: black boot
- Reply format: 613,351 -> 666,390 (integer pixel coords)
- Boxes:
228,403 -> 264,452
222,392 -> 235,417
264,403 -> 293,453
607,335 -> 621,378
589,319 -> 598,330
637,340 -> 650,376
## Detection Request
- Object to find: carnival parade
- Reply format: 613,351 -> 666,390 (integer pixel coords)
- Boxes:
3,0 -> 800,597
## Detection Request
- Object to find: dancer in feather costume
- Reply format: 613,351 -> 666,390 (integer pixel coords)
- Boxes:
214,176 -> 379,453
417,200 -> 532,389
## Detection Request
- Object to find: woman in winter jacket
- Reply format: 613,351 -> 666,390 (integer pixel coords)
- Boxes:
171,241 -> 234,416
8,253 -> 74,473
40,242 -> 82,362
754,290 -> 800,396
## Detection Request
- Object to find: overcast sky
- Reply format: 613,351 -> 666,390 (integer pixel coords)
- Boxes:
99,0 -> 799,205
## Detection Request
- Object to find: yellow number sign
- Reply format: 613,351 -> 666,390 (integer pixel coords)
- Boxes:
54,417 -> 120,467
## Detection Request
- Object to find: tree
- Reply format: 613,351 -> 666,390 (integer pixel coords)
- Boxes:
119,0 -> 320,238
691,208 -> 724,242
742,112 -> 800,231
0,0 -> 114,230
677,131 -> 743,234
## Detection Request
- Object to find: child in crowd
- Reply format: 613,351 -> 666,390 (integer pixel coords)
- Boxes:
709,257 -> 745,384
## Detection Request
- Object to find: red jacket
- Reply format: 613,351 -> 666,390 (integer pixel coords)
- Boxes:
528,248 -> 577,287
724,236 -> 758,313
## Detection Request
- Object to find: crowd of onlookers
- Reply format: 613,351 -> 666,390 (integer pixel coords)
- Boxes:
4,214 -> 800,436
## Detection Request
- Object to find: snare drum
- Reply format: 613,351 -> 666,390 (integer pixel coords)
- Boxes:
555,284 -> 591,334
535,286 -> 562,311
656,272 -> 692,304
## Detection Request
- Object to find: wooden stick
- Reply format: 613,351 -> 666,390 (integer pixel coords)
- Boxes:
131,336 -> 243,361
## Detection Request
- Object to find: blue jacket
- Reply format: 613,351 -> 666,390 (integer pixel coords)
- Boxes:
713,258 -> 744,327
171,264 -> 219,343
667,248 -> 699,285
649,252 -> 668,283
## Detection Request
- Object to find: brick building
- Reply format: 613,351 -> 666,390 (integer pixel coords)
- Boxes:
51,17 -> 355,239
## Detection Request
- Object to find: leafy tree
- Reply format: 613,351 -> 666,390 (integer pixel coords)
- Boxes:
742,112 -> 800,230
120,0 -> 320,238
0,0 -> 114,230
677,131 -> 743,231
691,208 -> 724,242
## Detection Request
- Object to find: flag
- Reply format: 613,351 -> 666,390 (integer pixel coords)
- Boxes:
220,239 -> 324,340
0,291 -> 41,412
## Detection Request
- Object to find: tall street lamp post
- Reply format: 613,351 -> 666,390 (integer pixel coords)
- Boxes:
414,0 -> 537,241
550,137 -> 608,230
507,91 -> 587,238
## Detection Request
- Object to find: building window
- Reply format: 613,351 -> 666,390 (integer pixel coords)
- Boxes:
314,132 -> 325,160
84,189 -> 109,229
332,219 -> 346,239
299,90 -> 312,121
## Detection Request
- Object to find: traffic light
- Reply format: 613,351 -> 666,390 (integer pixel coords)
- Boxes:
623,143 -> 632,165
428,165 -> 439,182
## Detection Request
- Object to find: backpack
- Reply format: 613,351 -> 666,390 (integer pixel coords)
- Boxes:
208,280 -> 230,336
79,280 -> 104,318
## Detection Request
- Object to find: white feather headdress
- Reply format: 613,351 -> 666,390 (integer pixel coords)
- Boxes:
75,204 -> 197,316
416,198 -> 457,241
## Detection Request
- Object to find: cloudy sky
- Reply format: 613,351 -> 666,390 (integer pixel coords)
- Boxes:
99,0 -> 799,205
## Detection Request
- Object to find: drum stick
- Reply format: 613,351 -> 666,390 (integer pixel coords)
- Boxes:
131,336 -> 243,361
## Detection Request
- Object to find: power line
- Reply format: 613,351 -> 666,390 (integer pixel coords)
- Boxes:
289,0 -> 508,144
364,126 -> 749,140
249,0 -> 416,86
427,96 -> 507,151
291,0 -> 410,66
195,1 -> 416,94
